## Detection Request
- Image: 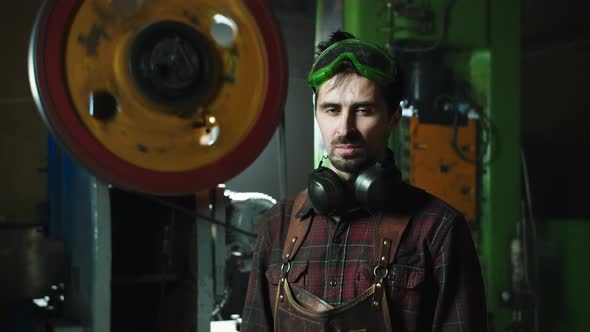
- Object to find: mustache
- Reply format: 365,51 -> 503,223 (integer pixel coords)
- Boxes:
332,132 -> 365,146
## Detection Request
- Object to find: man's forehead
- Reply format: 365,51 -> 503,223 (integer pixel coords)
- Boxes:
317,74 -> 380,103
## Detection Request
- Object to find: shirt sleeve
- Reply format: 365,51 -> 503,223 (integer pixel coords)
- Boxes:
431,215 -> 487,331
240,214 -> 274,332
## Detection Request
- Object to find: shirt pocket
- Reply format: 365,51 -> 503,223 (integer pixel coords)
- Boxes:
265,261 -> 308,299
356,263 -> 376,295
386,264 -> 425,319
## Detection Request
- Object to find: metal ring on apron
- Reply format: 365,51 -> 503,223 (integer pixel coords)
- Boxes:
373,266 -> 389,280
281,262 -> 291,275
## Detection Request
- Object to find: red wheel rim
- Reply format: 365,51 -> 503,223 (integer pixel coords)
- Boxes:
29,0 -> 288,195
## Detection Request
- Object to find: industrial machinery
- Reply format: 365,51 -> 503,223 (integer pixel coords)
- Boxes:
5,0 -> 538,331
22,0 -> 288,331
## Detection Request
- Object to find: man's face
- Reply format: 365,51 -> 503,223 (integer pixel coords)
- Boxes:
315,74 -> 399,177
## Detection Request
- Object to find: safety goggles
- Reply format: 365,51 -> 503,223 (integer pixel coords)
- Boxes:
307,39 -> 397,91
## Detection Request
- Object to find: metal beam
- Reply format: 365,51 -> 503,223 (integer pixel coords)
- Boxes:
481,0 -> 522,330
49,138 -> 111,332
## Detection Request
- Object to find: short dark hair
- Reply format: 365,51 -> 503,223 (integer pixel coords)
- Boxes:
312,31 -> 402,114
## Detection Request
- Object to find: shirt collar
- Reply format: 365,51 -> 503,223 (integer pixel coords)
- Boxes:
293,194 -> 370,220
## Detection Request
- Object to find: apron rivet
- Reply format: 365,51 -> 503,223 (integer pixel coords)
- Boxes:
373,301 -> 379,307
292,237 -> 296,243
383,240 -> 388,246
376,283 -> 382,288
381,256 -> 386,261
280,295 -> 284,301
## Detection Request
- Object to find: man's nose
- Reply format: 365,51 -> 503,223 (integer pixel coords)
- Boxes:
336,111 -> 356,136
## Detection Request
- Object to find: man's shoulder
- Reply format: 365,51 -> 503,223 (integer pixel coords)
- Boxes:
255,191 -> 306,246
261,191 -> 305,222
393,183 -> 461,217
396,184 -> 466,244
418,188 -> 463,221
256,195 -> 292,228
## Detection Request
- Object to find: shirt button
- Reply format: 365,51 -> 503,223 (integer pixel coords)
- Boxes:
329,279 -> 337,287
388,272 -> 396,282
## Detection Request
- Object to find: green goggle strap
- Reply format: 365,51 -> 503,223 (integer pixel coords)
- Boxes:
307,45 -> 396,91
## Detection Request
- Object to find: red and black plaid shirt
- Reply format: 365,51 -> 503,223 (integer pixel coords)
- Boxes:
241,184 -> 486,331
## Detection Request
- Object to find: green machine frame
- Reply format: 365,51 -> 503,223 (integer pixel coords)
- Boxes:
315,0 -> 522,330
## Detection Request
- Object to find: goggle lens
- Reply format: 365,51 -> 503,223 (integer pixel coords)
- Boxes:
307,39 -> 397,91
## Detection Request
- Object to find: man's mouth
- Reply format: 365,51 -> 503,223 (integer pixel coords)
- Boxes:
334,145 -> 362,154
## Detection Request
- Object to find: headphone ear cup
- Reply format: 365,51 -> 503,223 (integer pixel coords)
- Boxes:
308,166 -> 346,215
354,162 -> 402,214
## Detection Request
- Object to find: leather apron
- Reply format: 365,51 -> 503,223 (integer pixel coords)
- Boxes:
273,192 -> 411,332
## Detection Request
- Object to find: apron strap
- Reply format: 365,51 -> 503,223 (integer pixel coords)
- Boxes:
278,191 -> 312,303
372,212 -> 412,310
281,191 -> 311,262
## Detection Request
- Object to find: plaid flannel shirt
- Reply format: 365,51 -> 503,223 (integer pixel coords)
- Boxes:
241,184 -> 486,331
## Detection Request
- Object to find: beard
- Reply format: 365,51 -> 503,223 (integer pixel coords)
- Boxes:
329,154 -> 368,173
327,133 -> 372,173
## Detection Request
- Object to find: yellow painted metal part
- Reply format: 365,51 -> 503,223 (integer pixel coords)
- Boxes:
409,117 -> 478,222
65,0 -> 268,172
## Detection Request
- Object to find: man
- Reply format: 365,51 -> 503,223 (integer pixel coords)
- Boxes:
241,31 -> 486,331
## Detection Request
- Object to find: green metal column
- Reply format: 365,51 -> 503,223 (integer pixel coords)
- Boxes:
343,0 -> 388,44
481,0 -> 521,330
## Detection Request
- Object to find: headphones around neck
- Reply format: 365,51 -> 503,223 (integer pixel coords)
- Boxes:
308,149 -> 402,216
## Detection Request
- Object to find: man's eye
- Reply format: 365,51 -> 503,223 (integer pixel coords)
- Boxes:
356,108 -> 370,113
325,108 -> 338,113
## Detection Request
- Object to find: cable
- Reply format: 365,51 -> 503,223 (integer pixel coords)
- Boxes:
520,148 -> 539,332
519,199 -> 531,291
139,194 -> 257,238
211,287 -> 232,319
447,97 -> 493,164
520,150 -> 538,271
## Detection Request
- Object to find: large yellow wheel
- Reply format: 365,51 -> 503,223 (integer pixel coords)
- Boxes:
29,0 -> 287,194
